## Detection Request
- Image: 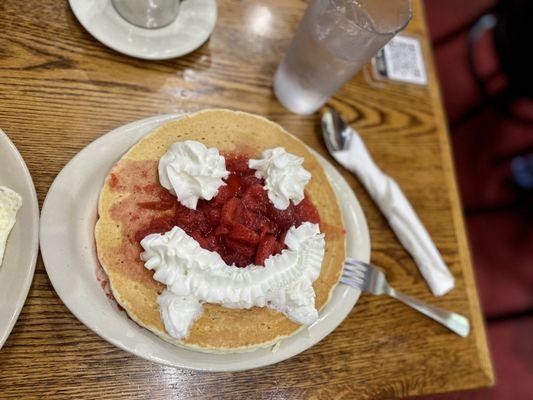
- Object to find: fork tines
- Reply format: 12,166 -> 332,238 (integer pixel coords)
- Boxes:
344,258 -> 371,270
341,259 -> 369,290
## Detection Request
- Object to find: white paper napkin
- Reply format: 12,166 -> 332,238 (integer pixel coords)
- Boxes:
332,129 -> 455,296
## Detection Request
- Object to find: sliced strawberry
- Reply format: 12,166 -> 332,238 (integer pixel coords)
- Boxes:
233,200 -> 246,224
295,196 -> 320,224
240,209 -> 269,231
258,222 -> 276,240
203,234 -> 220,252
268,204 -> 298,231
135,215 -> 174,242
190,231 -> 208,248
212,185 -> 232,206
224,238 -> 255,257
241,184 -> 268,213
214,226 -> 230,236
254,235 -> 277,266
192,212 -> 210,234
207,208 -> 221,225
230,223 -> 260,244
225,252 -> 253,268
176,210 -> 211,236
226,174 -> 241,197
224,153 -> 252,175
240,175 -> 262,188
175,204 -> 196,227
220,197 -> 240,226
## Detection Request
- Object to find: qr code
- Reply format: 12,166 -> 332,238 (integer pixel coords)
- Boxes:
379,35 -> 428,85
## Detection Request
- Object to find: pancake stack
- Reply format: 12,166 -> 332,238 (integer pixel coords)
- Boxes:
95,109 -> 346,352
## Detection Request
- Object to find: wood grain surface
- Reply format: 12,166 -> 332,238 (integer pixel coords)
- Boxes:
0,0 -> 494,398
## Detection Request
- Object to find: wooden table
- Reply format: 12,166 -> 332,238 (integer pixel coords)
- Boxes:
0,0 -> 494,398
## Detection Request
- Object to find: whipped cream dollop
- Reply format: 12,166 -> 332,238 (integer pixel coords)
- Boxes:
159,140 -> 229,210
249,147 -> 311,210
141,222 -> 325,340
156,291 -> 203,339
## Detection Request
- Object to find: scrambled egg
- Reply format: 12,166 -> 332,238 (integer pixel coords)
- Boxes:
0,186 -> 22,266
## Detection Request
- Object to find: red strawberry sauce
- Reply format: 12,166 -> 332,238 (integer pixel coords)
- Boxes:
133,152 -> 320,268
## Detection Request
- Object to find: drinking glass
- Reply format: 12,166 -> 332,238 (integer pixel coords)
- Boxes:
274,0 -> 412,115
112,0 -> 181,29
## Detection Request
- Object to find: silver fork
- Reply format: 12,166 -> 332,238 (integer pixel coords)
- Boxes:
342,259 -> 470,337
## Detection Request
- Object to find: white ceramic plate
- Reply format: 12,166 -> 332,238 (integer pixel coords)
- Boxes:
0,129 -> 40,350
69,0 -> 217,60
40,114 -> 370,371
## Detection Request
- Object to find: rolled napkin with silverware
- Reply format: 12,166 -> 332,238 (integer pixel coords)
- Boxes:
322,109 -> 455,297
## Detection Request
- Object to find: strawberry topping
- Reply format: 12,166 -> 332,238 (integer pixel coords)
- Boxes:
135,152 -> 320,267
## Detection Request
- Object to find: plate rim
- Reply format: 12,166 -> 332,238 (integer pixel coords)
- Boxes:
40,113 -> 370,371
68,0 -> 218,60
0,129 -> 40,350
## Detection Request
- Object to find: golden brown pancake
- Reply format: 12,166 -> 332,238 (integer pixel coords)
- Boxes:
95,109 -> 346,352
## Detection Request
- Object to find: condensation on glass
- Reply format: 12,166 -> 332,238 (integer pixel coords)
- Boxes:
274,0 -> 412,115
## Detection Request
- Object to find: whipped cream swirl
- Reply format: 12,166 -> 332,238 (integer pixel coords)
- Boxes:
141,222 -> 325,340
249,147 -> 311,210
159,140 -> 229,210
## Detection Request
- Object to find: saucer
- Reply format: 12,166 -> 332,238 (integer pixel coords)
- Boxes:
69,0 -> 217,60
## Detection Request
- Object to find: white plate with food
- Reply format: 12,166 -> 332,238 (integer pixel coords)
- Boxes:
0,129 -> 40,350
40,111 -> 370,371
69,0 -> 217,60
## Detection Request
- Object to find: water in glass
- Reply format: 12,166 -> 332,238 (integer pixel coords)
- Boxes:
274,0 -> 410,114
